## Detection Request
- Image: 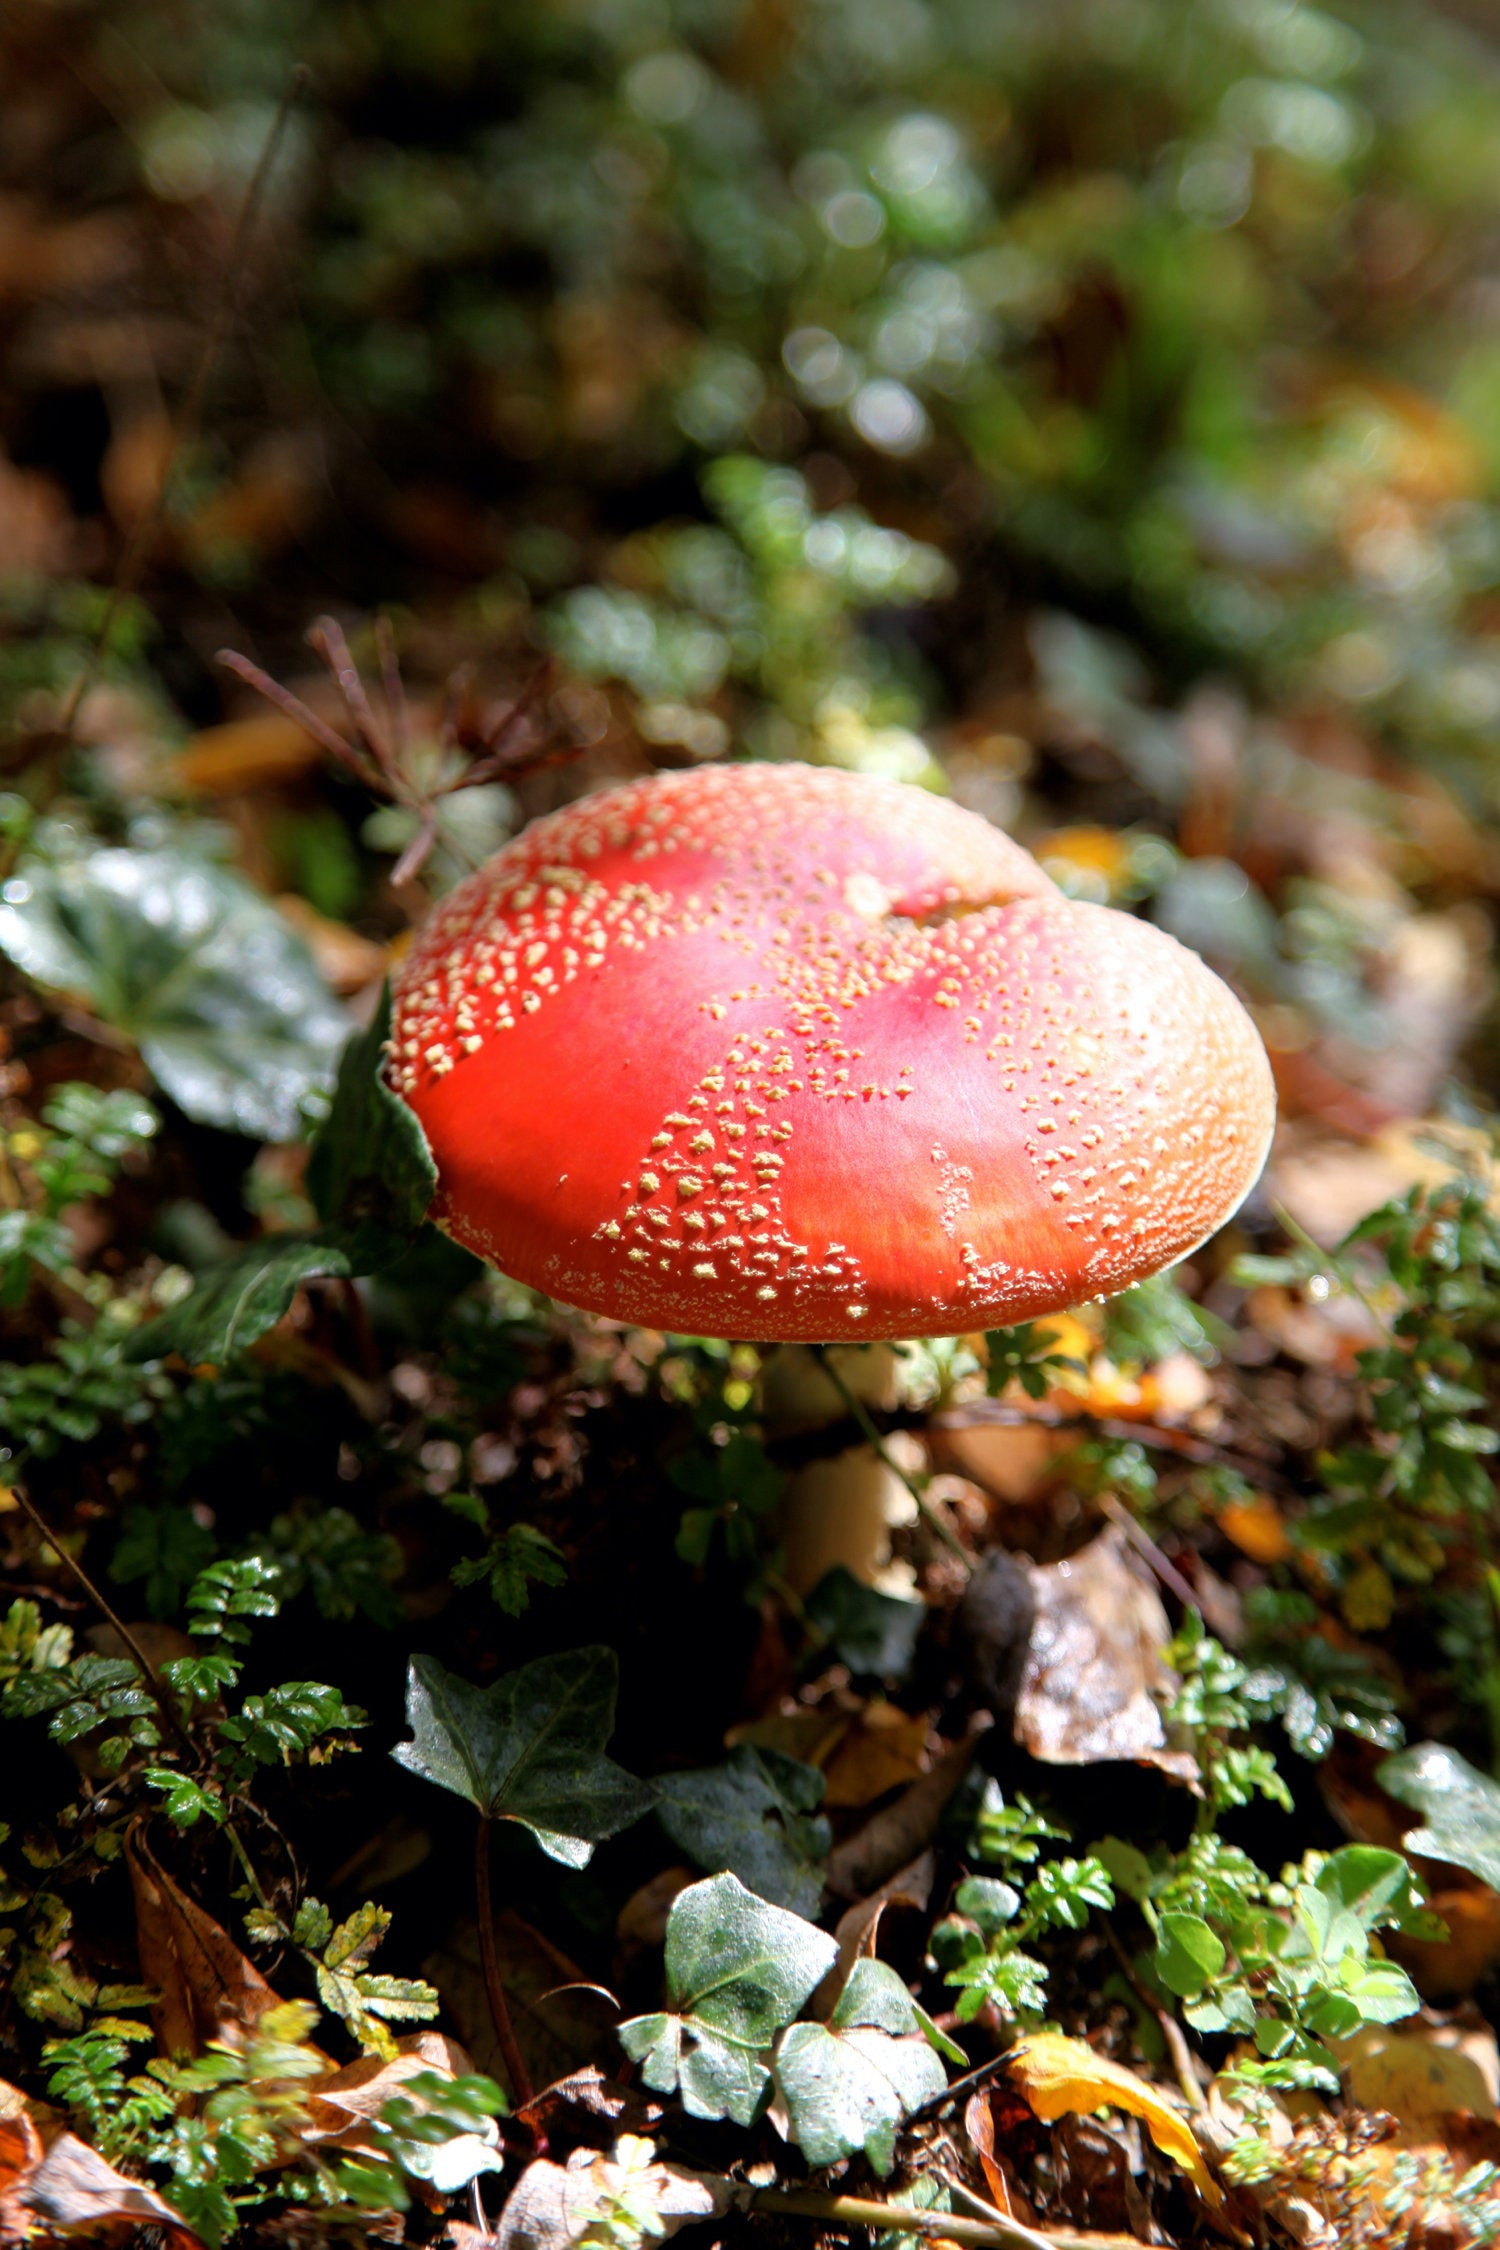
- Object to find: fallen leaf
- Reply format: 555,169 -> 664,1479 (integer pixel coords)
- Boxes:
824,1724 -> 987,1900
1007,2031 -> 1221,2206
0,2093 -> 41,2246
427,1911 -> 619,2093
302,2029 -> 478,2141
1015,1528 -> 1187,1772
166,711 -> 327,796
823,1706 -> 932,1809
126,1822 -> 280,2056
516,2066 -> 662,2142
1216,1495 -> 1292,1565
275,896 -> 390,996
18,2132 -> 199,2246
964,2087 -> 1011,2210
1342,2021 -> 1497,2134
495,2135 -> 731,2250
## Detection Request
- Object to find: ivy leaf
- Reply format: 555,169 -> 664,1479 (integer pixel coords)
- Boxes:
618,1873 -> 836,2126
392,1648 -> 654,1867
0,845 -> 347,1140
126,1232 -> 354,1366
655,1746 -> 831,1915
307,982 -> 437,1251
129,989 -> 437,1367
774,1958 -> 947,2175
803,1567 -> 924,1683
1379,1743 -> 1500,1893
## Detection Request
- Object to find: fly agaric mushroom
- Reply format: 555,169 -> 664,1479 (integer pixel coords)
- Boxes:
388,763 -> 1273,1340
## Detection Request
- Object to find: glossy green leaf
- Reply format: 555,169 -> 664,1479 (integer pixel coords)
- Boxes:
618,1873 -> 836,2125
774,1958 -> 947,2175
803,1566 -> 924,1682
306,982 -> 437,1248
392,1648 -> 654,1866
654,1745 -> 830,1916
1155,1912 -> 1226,2000
0,846 -> 347,1140
126,1232 -> 353,1366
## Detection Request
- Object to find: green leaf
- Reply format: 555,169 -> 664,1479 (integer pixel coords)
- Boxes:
1380,1743 -> 1500,1893
306,982 -> 437,1249
953,1876 -> 1020,1934
774,1958 -> 947,2175
618,1872 -> 837,2125
655,1746 -> 831,1915
1155,1912 -> 1226,2000
803,1566 -> 924,1682
126,1232 -> 354,1366
128,989 -> 438,1366
392,1648 -> 655,1866
0,845 -> 347,1139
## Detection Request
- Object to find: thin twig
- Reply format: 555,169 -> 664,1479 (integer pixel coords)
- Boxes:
475,1815 -> 536,2111
745,2186 -> 1144,2250
814,1346 -> 972,1571
214,647 -> 387,788
1097,1495 -> 1197,1611
7,1482 -> 192,1754
59,63 -> 311,743
1103,1921 -> 1206,2115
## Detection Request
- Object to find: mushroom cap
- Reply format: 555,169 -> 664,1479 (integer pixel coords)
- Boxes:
389,763 -> 1273,1340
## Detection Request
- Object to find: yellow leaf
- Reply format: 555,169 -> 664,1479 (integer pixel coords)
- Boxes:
1007,2031 -> 1221,2206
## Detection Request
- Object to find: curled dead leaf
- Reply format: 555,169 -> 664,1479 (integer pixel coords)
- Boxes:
126,1822 -> 281,2056
824,1725 -> 987,1901
17,2132 -> 200,2247
494,2136 -> 731,2250
1007,2031 -> 1221,2207
1015,1528 -> 1192,1777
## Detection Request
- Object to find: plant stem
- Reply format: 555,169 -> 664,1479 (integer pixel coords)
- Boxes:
474,1815 -> 534,2109
8,1481 -> 192,1754
813,1347 -> 971,1571
57,63 -> 310,745
1103,1922 -> 1206,2114
746,2186 -> 1143,2250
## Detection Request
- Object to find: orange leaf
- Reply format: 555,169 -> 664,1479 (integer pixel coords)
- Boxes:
1008,2031 -> 1220,2206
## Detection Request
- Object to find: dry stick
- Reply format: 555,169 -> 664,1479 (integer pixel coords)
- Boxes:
1102,1921 -> 1206,2116
746,2187 -> 1144,2250
812,1347 -> 972,1571
57,63 -> 311,745
474,1815 -> 536,2111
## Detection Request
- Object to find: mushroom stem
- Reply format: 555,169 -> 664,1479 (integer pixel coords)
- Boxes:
474,1815 -> 535,2111
813,1346 -> 971,1572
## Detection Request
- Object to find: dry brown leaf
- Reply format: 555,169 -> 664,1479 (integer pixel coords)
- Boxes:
17,2132 -> 200,2246
938,1417 -> 1062,1503
1007,2032 -> 1221,2206
126,1822 -> 281,2056
427,1910 -> 618,2091
495,2137 -> 732,2250
164,710 -> 326,797
1342,2020 -> 1497,2133
516,2067 -> 662,2142
1389,1885 -> 1500,2002
1015,1527 -> 1188,1772
963,2087 -> 1012,2211
727,1709 -> 852,1770
824,1724 -> 987,1900
274,896 -> 390,995
822,1706 -> 932,1808
1215,1494 -> 1291,1565
302,2030 -> 476,2145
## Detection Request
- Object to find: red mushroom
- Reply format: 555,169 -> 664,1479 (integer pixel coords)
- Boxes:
388,762 -> 1273,1340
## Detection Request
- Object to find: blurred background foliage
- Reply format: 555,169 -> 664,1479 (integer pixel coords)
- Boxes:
6,0 -> 1500,1132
